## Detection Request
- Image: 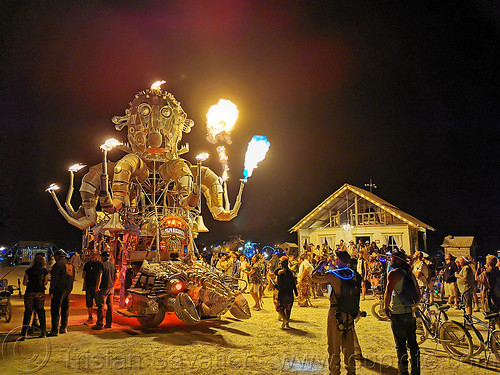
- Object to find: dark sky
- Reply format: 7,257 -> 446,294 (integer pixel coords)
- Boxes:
0,1 -> 498,254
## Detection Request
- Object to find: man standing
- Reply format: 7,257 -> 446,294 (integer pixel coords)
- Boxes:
92,250 -> 116,330
48,250 -> 75,336
70,251 -> 82,277
384,250 -> 421,375
82,250 -> 103,326
442,254 -> 459,307
455,256 -> 475,315
412,251 -> 429,284
312,251 -> 361,375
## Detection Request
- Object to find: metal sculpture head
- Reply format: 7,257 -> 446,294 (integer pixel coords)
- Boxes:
112,81 -> 194,160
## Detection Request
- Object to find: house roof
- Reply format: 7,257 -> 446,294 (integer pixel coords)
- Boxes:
276,242 -> 298,250
290,183 -> 435,232
441,235 -> 475,248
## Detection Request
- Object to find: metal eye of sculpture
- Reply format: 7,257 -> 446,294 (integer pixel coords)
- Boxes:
46,81 -> 270,328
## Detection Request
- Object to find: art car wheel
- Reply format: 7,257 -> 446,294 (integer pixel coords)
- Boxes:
137,308 -> 166,328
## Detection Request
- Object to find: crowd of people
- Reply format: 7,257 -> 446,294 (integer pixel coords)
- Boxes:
17,241 -> 500,375
207,241 -> 500,375
19,248 -> 116,340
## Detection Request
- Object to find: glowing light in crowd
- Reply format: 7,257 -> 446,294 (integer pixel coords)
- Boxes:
243,135 -> 270,181
46,183 -> 60,192
217,146 -> 229,181
151,80 -> 166,92
100,138 -> 122,151
68,163 -> 86,172
206,99 -> 238,144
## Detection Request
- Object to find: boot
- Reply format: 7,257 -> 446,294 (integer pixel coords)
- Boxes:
20,327 -> 27,341
38,313 -> 47,338
279,310 -> 287,329
285,309 -> 291,328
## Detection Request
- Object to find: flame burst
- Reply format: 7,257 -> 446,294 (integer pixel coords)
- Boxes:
217,146 -> 229,181
206,99 -> 238,144
243,135 -> 271,181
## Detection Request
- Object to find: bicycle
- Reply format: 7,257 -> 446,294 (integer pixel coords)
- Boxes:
456,287 -> 500,362
415,299 -> 449,344
414,302 -> 473,361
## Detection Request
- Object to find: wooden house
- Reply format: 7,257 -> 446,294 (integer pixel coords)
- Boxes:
441,235 -> 477,259
290,183 -> 435,255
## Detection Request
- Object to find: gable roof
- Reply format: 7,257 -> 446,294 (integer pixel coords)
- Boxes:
276,242 -> 298,250
290,183 -> 435,232
441,236 -> 475,248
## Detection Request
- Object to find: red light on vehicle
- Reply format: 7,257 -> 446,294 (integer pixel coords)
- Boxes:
174,282 -> 183,291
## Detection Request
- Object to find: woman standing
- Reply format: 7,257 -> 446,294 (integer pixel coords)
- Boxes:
21,255 -> 49,339
244,255 -> 263,310
275,259 -> 298,329
298,254 -> 313,307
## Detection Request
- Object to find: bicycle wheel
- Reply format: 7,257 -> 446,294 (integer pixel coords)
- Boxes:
490,329 -> 500,363
439,321 -> 473,361
416,316 -> 428,345
371,300 -> 390,321
5,302 -> 11,323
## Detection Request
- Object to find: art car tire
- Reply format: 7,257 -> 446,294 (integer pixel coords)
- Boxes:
137,308 -> 166,328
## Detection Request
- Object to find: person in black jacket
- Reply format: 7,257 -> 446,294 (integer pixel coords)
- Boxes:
442,254 -> 459,307
48,250 -> 75,336
274,258 -> 298,329
20,255 -> 49,339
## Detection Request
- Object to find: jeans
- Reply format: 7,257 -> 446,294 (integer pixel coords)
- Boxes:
390,313 -> 420,375
51,289 -> 70,330
96,288 -> 113,325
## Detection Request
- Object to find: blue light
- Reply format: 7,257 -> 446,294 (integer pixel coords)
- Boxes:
327,267 -> 355,280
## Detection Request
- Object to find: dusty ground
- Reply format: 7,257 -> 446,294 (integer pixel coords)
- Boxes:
0,265 -> 498,375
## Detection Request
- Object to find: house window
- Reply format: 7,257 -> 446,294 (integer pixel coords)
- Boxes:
387,235 -> 402,252
319,236 -> 334,249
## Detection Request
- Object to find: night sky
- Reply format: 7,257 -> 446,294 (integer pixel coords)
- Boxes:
0,1 -> 498,254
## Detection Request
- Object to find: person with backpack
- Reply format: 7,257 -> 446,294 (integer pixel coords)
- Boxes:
384,249 -> 421,375
312,250 -> 361,375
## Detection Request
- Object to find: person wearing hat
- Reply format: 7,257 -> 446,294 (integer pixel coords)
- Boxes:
92,250 -> 117,330
384,250 -> 421,375
412,251 -> 430,294
455,256 -> 475,315
48,250 -> 75,336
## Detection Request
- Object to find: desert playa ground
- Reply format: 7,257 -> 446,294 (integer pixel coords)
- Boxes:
0,265 -> 498,375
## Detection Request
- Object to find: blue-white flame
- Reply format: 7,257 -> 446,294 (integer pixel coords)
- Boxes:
243,135 -> 270,181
